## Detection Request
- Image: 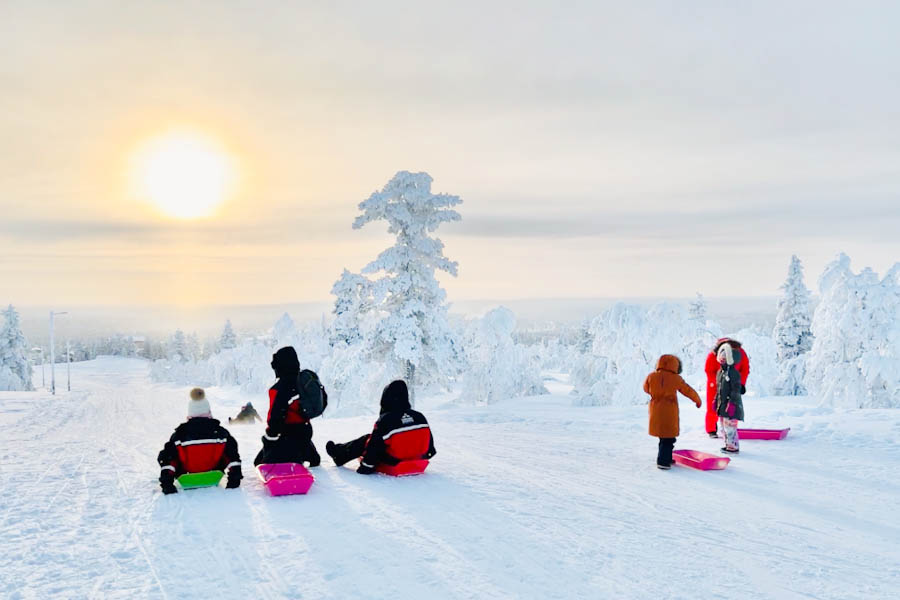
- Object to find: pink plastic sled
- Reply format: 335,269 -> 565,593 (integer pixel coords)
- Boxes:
672,449 -> 731,471
375,459 -> 430,477
737,428 -> 791,440
257,463 -> 315,496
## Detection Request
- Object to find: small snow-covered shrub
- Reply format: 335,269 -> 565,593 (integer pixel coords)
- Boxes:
573,302 -> 720,406
461,307 -> 546,404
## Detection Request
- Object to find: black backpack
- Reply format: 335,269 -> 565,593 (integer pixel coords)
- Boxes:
295,369 -> 325,419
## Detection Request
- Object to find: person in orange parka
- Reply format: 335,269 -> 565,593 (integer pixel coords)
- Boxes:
704,338 -> 750,438
644,354 -> 702,470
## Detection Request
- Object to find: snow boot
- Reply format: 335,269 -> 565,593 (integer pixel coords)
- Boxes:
721,447 -> 739,454
656,463 -> 671,470
325,441 -> 346,466
708,431 -> 719,439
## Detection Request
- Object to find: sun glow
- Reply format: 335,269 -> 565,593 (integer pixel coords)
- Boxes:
131,131 -> 236,219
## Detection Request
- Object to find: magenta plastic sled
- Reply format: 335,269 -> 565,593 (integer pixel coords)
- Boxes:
737,428 -> 791,440
257,463 -> 315,496
672,449 -> 731,471
375,459 -> 430,477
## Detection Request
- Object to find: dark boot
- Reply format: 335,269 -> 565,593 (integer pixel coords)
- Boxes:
327,435 -> 370,467
657,437 -> 676,467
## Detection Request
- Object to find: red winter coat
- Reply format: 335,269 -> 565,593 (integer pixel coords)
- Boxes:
157,417 -> 241,476
704,339 -> 749,432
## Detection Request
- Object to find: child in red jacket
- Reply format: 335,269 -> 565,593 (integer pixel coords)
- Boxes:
157,388 -> 242,494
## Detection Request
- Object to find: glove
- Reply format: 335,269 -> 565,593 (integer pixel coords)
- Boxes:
695,401 -> 702,408
356,463 -> 376,475
226,465 -> 243,489
160,469 -> 177,495
740,385 -> 747,395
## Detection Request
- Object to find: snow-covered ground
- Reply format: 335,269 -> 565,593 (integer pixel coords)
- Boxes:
2,358 -> 898,599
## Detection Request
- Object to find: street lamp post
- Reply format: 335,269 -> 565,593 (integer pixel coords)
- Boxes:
66,339 -> 71,392
49,311 -> 68,395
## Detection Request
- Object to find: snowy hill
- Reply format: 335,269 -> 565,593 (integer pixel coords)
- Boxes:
2,358 -> 898,599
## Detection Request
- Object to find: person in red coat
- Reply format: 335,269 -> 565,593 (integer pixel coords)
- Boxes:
704,338 -> 750,437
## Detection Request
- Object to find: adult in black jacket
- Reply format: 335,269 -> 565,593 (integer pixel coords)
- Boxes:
254,346 -> 327,467
326,380 -> 436,474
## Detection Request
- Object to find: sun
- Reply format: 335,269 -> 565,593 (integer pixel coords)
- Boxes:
131,131 -> 236,219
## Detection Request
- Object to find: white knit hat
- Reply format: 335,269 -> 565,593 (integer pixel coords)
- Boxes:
187,388 -> 211,419
717,343 -> 735,366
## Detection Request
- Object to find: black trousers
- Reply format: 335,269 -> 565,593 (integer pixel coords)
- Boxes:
657,437 -> 676,466
327,434 -> 371,466
254,423 -> 321,467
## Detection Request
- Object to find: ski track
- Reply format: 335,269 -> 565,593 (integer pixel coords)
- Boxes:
1,357 -> 898,599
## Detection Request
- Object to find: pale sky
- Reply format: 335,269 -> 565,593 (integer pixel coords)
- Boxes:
2,1 -> 899,307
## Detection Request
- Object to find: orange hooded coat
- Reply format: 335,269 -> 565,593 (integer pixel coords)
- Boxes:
644,355 -> 702,438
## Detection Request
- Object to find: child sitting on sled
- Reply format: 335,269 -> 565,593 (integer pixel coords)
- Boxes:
715,343 -> 745,454
325,380 -> 436,474
644,355 -> 702,469
157,388 -> 243,494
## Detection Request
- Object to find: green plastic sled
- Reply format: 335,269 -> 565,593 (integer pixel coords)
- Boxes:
177,470 -> 224,489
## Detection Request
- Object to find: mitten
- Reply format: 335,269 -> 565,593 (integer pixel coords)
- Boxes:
740,384 -> 747,395
726,402 -> 736,417
226,465 -> 243,489
263,428 -> 281,442
160,469 -> 177,495
356,463 -> 376,475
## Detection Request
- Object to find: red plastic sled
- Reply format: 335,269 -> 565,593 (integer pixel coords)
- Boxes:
738,428 -> 791,440
257,463 -> 315,496
375,459 -> 430,477
672,449 -> 730,471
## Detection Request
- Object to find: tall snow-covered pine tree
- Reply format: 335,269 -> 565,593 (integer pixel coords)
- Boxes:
774,256 -> 813,395
352,171 -> 462,402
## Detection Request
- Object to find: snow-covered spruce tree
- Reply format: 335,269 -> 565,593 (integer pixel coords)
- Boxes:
273,313 -> 297,348
806,254 -> 900,408
168,330 -> 187,362
329,269 -> 371,347
219,319 -> 237,351
351,171 -> 462,404
689,293 -> 707,323
0,304 -> 34,391
773,255 -> 814,395
462,307 -> 546,404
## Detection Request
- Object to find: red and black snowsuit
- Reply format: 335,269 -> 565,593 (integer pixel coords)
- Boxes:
327,380 -> 436,474
704,338 -> 750,434
157,417 -> 242,490
253,346 -> 327,467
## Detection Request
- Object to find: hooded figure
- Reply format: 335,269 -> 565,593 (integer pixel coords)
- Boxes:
325,380 -> 436,474
704,338 -> 750,436
643,355 -> 702,469
254,346 -> 327,467
157,388 -> 242,494
644,355 -> 702,439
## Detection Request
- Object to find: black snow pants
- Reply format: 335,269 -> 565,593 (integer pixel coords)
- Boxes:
657,437 -> 676,467
254,422 -> 320,467
327,434 -> 371,467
